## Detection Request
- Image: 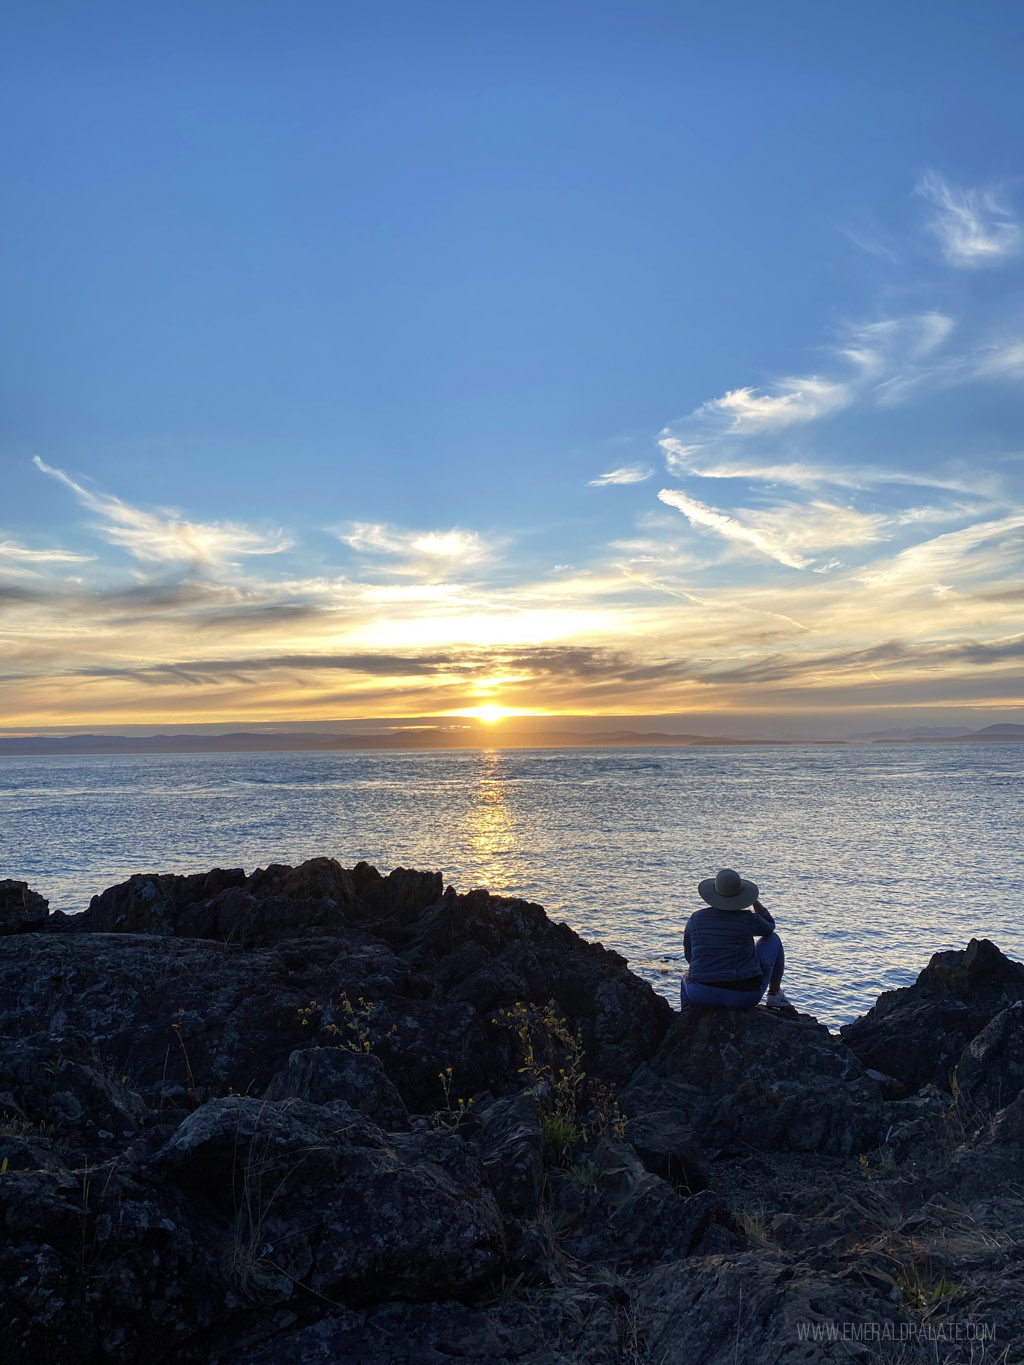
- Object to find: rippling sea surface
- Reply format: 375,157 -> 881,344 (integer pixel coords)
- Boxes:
2,744 -> 1022,1027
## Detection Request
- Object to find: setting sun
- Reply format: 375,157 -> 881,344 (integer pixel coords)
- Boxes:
440,703 -> 550,727
471,705 -> 508,724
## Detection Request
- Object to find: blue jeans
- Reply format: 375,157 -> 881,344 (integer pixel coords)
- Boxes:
680,933 -> 784,1009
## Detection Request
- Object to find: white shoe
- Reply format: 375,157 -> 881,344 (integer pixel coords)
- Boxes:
765,990 -> 792,1009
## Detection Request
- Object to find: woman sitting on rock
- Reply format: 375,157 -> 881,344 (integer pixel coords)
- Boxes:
681,867 -> 790,1010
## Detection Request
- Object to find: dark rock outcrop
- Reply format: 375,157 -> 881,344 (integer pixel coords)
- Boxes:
263,1045 -> 410,1128
953,999 -> 1024,1115
624,1000 -> 889,1156
841,937 -> 1024,1090
470,1090 -> 546,1218
151,1096 -> 504,1303
0,880 -> 48,935
1,862 -> 1022,1364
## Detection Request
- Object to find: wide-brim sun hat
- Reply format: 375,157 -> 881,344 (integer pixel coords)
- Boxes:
698,867 -> 759,910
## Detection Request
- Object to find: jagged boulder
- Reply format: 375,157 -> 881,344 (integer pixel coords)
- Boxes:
75,866 -> 248,935
0,932 -> 420,1116
470,1090 -> 546,1218
264,1046 -> 410,1130
403,886 -> 674,1085
623,1005 -> 888,1156
942,1090 -> 1024,1202
349,863 -> 445,929
74,859 -> 363,944
546,1141 -> 725,1269
240,857 -> 357,907
0,1157 -> 206,1364
0,880 -> 48,935
624,1110 -> 708,1193
953,1000 -> 1024,1115
0,1033 -> 148,1163
637,1252 -> 918,1365
841,939 -> 1024,1091
152,1097 -> 505,1304
73,859 -> 451,949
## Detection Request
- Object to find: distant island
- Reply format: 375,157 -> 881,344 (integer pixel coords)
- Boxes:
0,727 -> 809,756
0,722 -> 1022,755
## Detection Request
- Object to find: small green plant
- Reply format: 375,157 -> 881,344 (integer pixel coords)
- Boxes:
0,1112 -> 55,1140
540,1111 -> 582,1153
495,1000 -> 585,1153
432,1066 -> 475,1134
1,1156 -> 8,1174
494,1000 -> 626,1159
885,1239 -> 958,1312
43,1054 -> 69,1078
297,991 -> 375,1053
568,1159 -> 600,1190
588,1080 -> 627,1141
481,1270 -> 525,1307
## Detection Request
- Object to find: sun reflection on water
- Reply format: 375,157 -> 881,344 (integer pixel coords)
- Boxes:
464,750 -> 518,893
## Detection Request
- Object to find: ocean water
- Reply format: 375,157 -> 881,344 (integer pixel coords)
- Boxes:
2,744 -> 1022,1029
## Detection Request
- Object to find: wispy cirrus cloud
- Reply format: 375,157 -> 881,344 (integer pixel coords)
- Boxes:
335,521 -> 493,578
587,464 -> 654,487
656,451 -> 1003,502
657,452 -> 846,491
916,171 -> 1022,268
659,311 -> 959,478
657,489 -> 889,571
973,339 -> 1024,379
698,376 -> 852,434
33,458 -> 291,568
678,312 -> 952,442
857,511 -> 1024,593
0,538 -> 94,566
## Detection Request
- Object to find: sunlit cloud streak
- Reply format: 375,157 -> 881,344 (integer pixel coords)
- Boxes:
658,311 -> 961,477
657,451 -> 1004,502
336,521 -> 492,577
701,633 -> 1024,687
77,652 -> 458,683
656,490 -> 889,570
856,511 -> 1024,592
699,376 -> 851,433
587,465 -> 653,486
33,458 -> 291,567
916,171 -> 1022,268
657,490 -> 812,569
0,538 -> 94,565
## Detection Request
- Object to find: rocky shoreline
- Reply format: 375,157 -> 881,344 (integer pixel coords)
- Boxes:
1,864 -> 1022,1363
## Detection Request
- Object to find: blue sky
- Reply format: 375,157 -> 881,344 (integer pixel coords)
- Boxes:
2,1 -> 1023,735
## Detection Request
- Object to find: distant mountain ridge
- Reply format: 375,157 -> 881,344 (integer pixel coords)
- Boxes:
855,725 -> 971,740
1,723 -> 1022,755
862,723 -> 1024,743
0,728 -> 824,755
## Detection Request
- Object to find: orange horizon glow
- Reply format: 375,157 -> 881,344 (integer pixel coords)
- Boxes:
4,692 -> 1024,735
444,705 -> 547,725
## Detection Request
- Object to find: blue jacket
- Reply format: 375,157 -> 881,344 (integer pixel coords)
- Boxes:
683,903 -> 776,983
